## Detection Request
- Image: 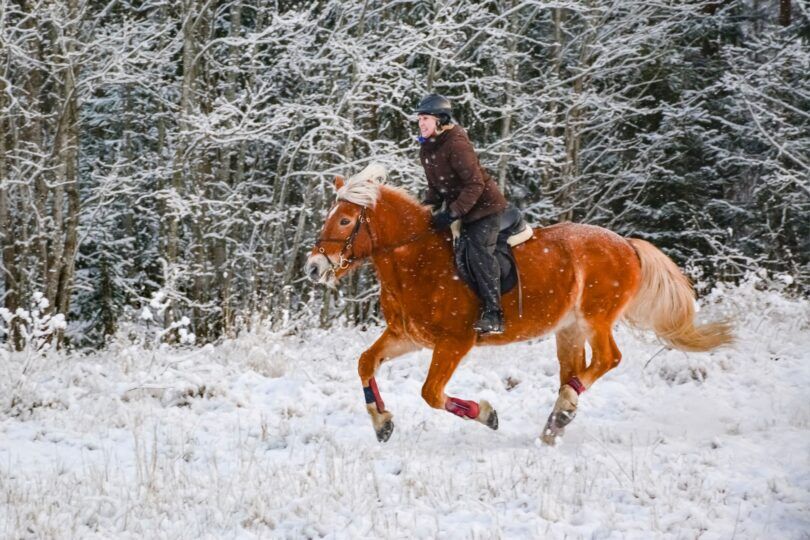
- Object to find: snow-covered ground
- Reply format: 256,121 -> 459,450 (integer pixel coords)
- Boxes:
1,280 -> 808,539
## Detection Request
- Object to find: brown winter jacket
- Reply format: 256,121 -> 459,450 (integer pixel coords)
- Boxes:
420,125 -> 507,223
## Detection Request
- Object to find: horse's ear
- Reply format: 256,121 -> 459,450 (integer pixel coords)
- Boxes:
334,175 -> 345,191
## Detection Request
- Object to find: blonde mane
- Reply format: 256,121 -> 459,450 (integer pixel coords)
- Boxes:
337,163 -> 387,208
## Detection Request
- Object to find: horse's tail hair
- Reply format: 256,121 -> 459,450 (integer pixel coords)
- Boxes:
624,238 -> 733,352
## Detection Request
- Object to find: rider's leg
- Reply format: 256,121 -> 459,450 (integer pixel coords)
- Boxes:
461,213 -> 503,333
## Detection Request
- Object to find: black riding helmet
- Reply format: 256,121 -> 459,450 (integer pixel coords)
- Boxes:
416,94 -> 453,126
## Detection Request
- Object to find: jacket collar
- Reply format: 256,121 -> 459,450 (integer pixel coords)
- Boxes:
419,125 -> 455,150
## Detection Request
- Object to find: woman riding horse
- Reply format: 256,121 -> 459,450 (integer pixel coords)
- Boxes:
306,164 -> 732,445
416,94 -> 508,335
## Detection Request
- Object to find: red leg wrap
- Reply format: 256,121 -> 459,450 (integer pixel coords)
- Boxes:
445,397 -> 480,419
369,377 -> 385,413
567,376 -> 586,395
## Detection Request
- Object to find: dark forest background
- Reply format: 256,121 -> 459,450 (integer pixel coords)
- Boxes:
1,0 -> 807,349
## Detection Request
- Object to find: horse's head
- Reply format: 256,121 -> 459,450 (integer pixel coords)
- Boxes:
306,164 -> 385,287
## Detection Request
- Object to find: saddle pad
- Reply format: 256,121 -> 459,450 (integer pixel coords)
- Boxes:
451,210 -> 533,248
506,224 -> 533,246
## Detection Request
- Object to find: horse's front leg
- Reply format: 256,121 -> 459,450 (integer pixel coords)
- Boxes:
358,329 -> 419,442
421,337 -> 499,430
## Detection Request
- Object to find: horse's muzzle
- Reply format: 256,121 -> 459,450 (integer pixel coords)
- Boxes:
305,254 -> 334,285
305,257 -> 322,281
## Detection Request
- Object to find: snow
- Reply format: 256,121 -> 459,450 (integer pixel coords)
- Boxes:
1,282 -> 808,538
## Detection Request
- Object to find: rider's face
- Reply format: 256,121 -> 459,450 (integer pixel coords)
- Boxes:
418,114 -> 438,138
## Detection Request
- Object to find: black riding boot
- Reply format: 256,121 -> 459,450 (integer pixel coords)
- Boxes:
458,213 -> 504,335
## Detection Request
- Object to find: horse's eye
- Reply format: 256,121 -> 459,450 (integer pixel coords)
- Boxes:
340,218 -> 351,226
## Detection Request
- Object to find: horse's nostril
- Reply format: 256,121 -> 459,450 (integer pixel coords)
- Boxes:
306,261 -> 319,281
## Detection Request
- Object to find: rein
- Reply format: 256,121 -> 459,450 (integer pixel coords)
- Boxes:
315,202 -> 436,274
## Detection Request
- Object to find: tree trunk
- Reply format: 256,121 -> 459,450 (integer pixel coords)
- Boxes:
497,0 -> 521,193
0,70 -> 22,349
543,7 -> 565,195
54,0 -> 82,347
25,9 -> 50,307
165,0 -> 198,334
191,4 -> 215,341
558,7 -> 593,222
211,0 -> 242,335
281,173 -> 318,311
779,0 -> 791,26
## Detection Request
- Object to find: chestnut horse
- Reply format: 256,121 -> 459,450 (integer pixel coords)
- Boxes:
306,164 -> 733,445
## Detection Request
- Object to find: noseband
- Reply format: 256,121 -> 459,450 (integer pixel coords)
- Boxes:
314,204 -> 370,273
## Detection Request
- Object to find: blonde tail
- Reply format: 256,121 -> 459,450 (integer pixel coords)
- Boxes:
624,239 -> 733,352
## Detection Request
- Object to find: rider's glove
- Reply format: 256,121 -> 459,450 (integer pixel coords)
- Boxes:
431,210 -> 457,230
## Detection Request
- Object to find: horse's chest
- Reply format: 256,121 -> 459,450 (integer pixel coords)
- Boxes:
379,290 -> 433,344
379,292 -> 403,326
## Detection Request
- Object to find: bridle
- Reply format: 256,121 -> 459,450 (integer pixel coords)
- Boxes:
314,204 -> 371,272
313,201 -> 437,277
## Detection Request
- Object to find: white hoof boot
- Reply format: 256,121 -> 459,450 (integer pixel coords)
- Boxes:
368,405 -> 394,442
475,400 -> 499,430
540,385 -> 579,445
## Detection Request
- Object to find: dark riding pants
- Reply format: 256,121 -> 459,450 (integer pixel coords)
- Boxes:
456,213 -> 502,313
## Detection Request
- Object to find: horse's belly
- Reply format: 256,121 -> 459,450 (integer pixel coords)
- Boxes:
496,245 -> 579,335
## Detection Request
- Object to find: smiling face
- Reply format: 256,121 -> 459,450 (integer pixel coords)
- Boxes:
418,114 -> 439,138
306,198 -> 367,287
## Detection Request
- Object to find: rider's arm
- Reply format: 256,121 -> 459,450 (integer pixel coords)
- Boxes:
422,184 -> 443,209
447,138 -> 485,218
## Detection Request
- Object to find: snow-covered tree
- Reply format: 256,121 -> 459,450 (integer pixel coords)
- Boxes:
1,0 -> 806,350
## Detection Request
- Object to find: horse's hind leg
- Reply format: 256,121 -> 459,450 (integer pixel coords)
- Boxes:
541,323 -> 587,445
421,337 -> 499,430
542,321 -> 621,445
556,323 -> 588,387
578,326 -> 622,388
358,328 -> 419,442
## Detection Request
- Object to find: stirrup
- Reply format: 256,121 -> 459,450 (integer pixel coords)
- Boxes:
474,311 -> 504,335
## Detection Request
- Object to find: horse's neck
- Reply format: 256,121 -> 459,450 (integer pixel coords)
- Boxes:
369,192 -> 446,289
371,192 -> 432,250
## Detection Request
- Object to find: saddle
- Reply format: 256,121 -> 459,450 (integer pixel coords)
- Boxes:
451,205 -> 533,295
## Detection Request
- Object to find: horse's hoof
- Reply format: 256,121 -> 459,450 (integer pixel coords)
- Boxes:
477,400 -> 498,430
376,419 -> 394,442
540,427 -> 559,446
552,409 -> 576,429
541,410 -> 576,445
487,410 -> 499,430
